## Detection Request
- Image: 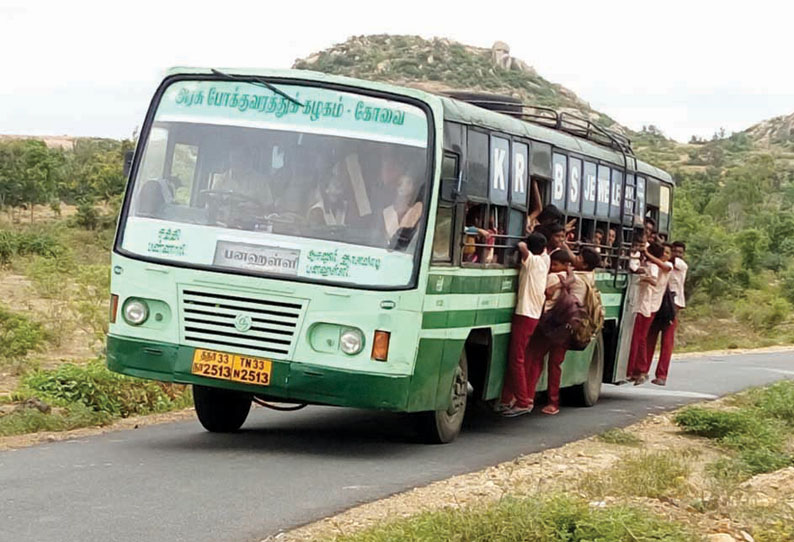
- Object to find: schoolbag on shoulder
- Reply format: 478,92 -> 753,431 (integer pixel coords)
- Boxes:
568,278 -> 605,351
537,282 -> 586,348
654,287 -> 677,328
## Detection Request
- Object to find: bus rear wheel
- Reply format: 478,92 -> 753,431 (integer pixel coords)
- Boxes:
193,385 -> 253,433
415,350 -> 468,444
567,335 -> 604,407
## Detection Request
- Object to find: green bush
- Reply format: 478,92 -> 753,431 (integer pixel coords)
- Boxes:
0,228 -> 63,264
674,407 -> 753,439
0,305 -> 47,359
333,494 -> 694,542
19,360 -> 191,418
74,200 -> 99,230
676,387 -> 794,479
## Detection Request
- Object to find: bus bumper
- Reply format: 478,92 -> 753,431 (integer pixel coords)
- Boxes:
106,335 -> 412,411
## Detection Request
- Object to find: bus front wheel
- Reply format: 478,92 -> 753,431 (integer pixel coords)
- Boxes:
193,385 -> 253,432
415,350 -> 468,444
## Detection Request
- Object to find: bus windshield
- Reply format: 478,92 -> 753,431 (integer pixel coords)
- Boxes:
119,79 -> 431,288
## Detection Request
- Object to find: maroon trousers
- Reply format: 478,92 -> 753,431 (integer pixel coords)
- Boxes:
500,314 -> 539,408
526,331 -> 567,408
627,312 -> 656,378
647,316 -> 678,380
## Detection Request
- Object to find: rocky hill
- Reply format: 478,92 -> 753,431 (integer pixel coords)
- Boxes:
745,113 -> 794,149
293,35 -> 621,132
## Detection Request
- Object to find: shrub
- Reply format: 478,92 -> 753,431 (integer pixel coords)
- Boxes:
19,360 -> 191,418
0,305 -> 47,359
674,407 -> 753,439
75,199 -> 99,230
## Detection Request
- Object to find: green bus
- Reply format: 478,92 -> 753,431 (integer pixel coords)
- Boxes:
108,68 -> 674,443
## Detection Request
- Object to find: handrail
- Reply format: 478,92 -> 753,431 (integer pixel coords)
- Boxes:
444,94 -> 634,154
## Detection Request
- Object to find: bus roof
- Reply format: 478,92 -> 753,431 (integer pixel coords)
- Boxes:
164,67 -> 673,185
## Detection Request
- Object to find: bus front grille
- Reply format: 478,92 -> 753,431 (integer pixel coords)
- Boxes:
179,287 -> 306,359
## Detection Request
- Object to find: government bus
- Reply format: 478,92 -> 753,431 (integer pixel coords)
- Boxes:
107,68 -> 674,443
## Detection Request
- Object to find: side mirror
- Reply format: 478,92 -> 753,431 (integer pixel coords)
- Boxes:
439,172 -> 466,203
123,150 -> 134,178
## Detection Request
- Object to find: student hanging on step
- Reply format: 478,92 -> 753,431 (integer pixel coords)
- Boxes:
496,232 -> 549,417
524,248 -> 602,415
627,242 -> 673,385
645,241 -> 687,386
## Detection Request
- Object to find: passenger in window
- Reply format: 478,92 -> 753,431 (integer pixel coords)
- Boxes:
544,223 -> 567,254
463,204 -> 491,263
496,232 -> 549,417
645,241 -> 687,386
525,179 -> 544,233
626,242 -> 673,385
607,227 -> 617,248
644,217 -> 657,245
308,162 -> 349,226
628,232 -> 646,273
383,174 -> 424,248
593,229 -> 605,252
533,204 -> 564,239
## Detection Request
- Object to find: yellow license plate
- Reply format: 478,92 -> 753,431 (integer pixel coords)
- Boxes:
191,349 -> 272,386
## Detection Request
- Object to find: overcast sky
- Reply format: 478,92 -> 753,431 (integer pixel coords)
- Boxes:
1,0 -> 791,143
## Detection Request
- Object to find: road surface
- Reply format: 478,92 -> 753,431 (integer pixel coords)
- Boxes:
2,350 -> 793,542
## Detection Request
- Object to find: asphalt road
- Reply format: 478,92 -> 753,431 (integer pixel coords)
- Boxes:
2,350 -> 793,542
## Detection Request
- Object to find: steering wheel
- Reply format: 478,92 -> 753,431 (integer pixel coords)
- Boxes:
200,189 -> 269,227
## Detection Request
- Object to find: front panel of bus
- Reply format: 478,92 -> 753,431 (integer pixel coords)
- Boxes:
107,75 -> 441,411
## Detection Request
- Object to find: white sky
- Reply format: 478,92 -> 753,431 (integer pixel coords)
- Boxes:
1,0 -> 791,143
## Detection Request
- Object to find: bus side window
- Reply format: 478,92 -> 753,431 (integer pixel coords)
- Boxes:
432,152 -> 459,263
170,143 -> 198,205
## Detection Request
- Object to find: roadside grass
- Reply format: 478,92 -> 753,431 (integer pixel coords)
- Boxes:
331,494 -> 696,542
578,450 -> 691,500
675,381 -> 794,480
0,359 -> 191,437
0,403 -> 113,437
596,428 -> 643,447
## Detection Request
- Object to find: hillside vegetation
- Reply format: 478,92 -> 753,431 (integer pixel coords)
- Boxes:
296,34 -> 794,351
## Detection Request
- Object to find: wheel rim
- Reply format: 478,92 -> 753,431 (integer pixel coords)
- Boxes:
446,364 -> 467,417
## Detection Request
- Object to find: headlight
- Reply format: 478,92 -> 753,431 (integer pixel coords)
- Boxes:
340,329 -> 364,355
123,299 -> 149,326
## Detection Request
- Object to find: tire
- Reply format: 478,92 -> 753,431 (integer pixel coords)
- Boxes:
193,385 -> 253,433
568,335 -> 604,407
415,350 -> 468,444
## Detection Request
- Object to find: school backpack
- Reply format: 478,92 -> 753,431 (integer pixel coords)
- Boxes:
568,278 -> 605,351
537,278 -> 587,348
654,287 -> 677,328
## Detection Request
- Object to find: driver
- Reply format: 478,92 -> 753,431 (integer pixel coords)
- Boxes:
213,147 -> 274,210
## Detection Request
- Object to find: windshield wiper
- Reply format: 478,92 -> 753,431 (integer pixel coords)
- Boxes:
210,69 -> 303,108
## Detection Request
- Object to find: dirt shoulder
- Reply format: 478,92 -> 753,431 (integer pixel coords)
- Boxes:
0,408 -> 195,451
263,394 -> 794,542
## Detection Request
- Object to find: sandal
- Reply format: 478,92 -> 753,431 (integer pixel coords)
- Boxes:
493,399 -> 516,414
633,374 -> 649,386
651,378 -> 667,386
501,405 -> 533,418
541,405 -> 560,415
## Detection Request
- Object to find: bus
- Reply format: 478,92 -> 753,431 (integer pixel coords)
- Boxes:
107,68 -> 674,443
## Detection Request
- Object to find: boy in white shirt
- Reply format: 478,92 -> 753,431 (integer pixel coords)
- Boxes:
646,241 -> 687,385
627,242 -> 673,384
498,232 -> 550,417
